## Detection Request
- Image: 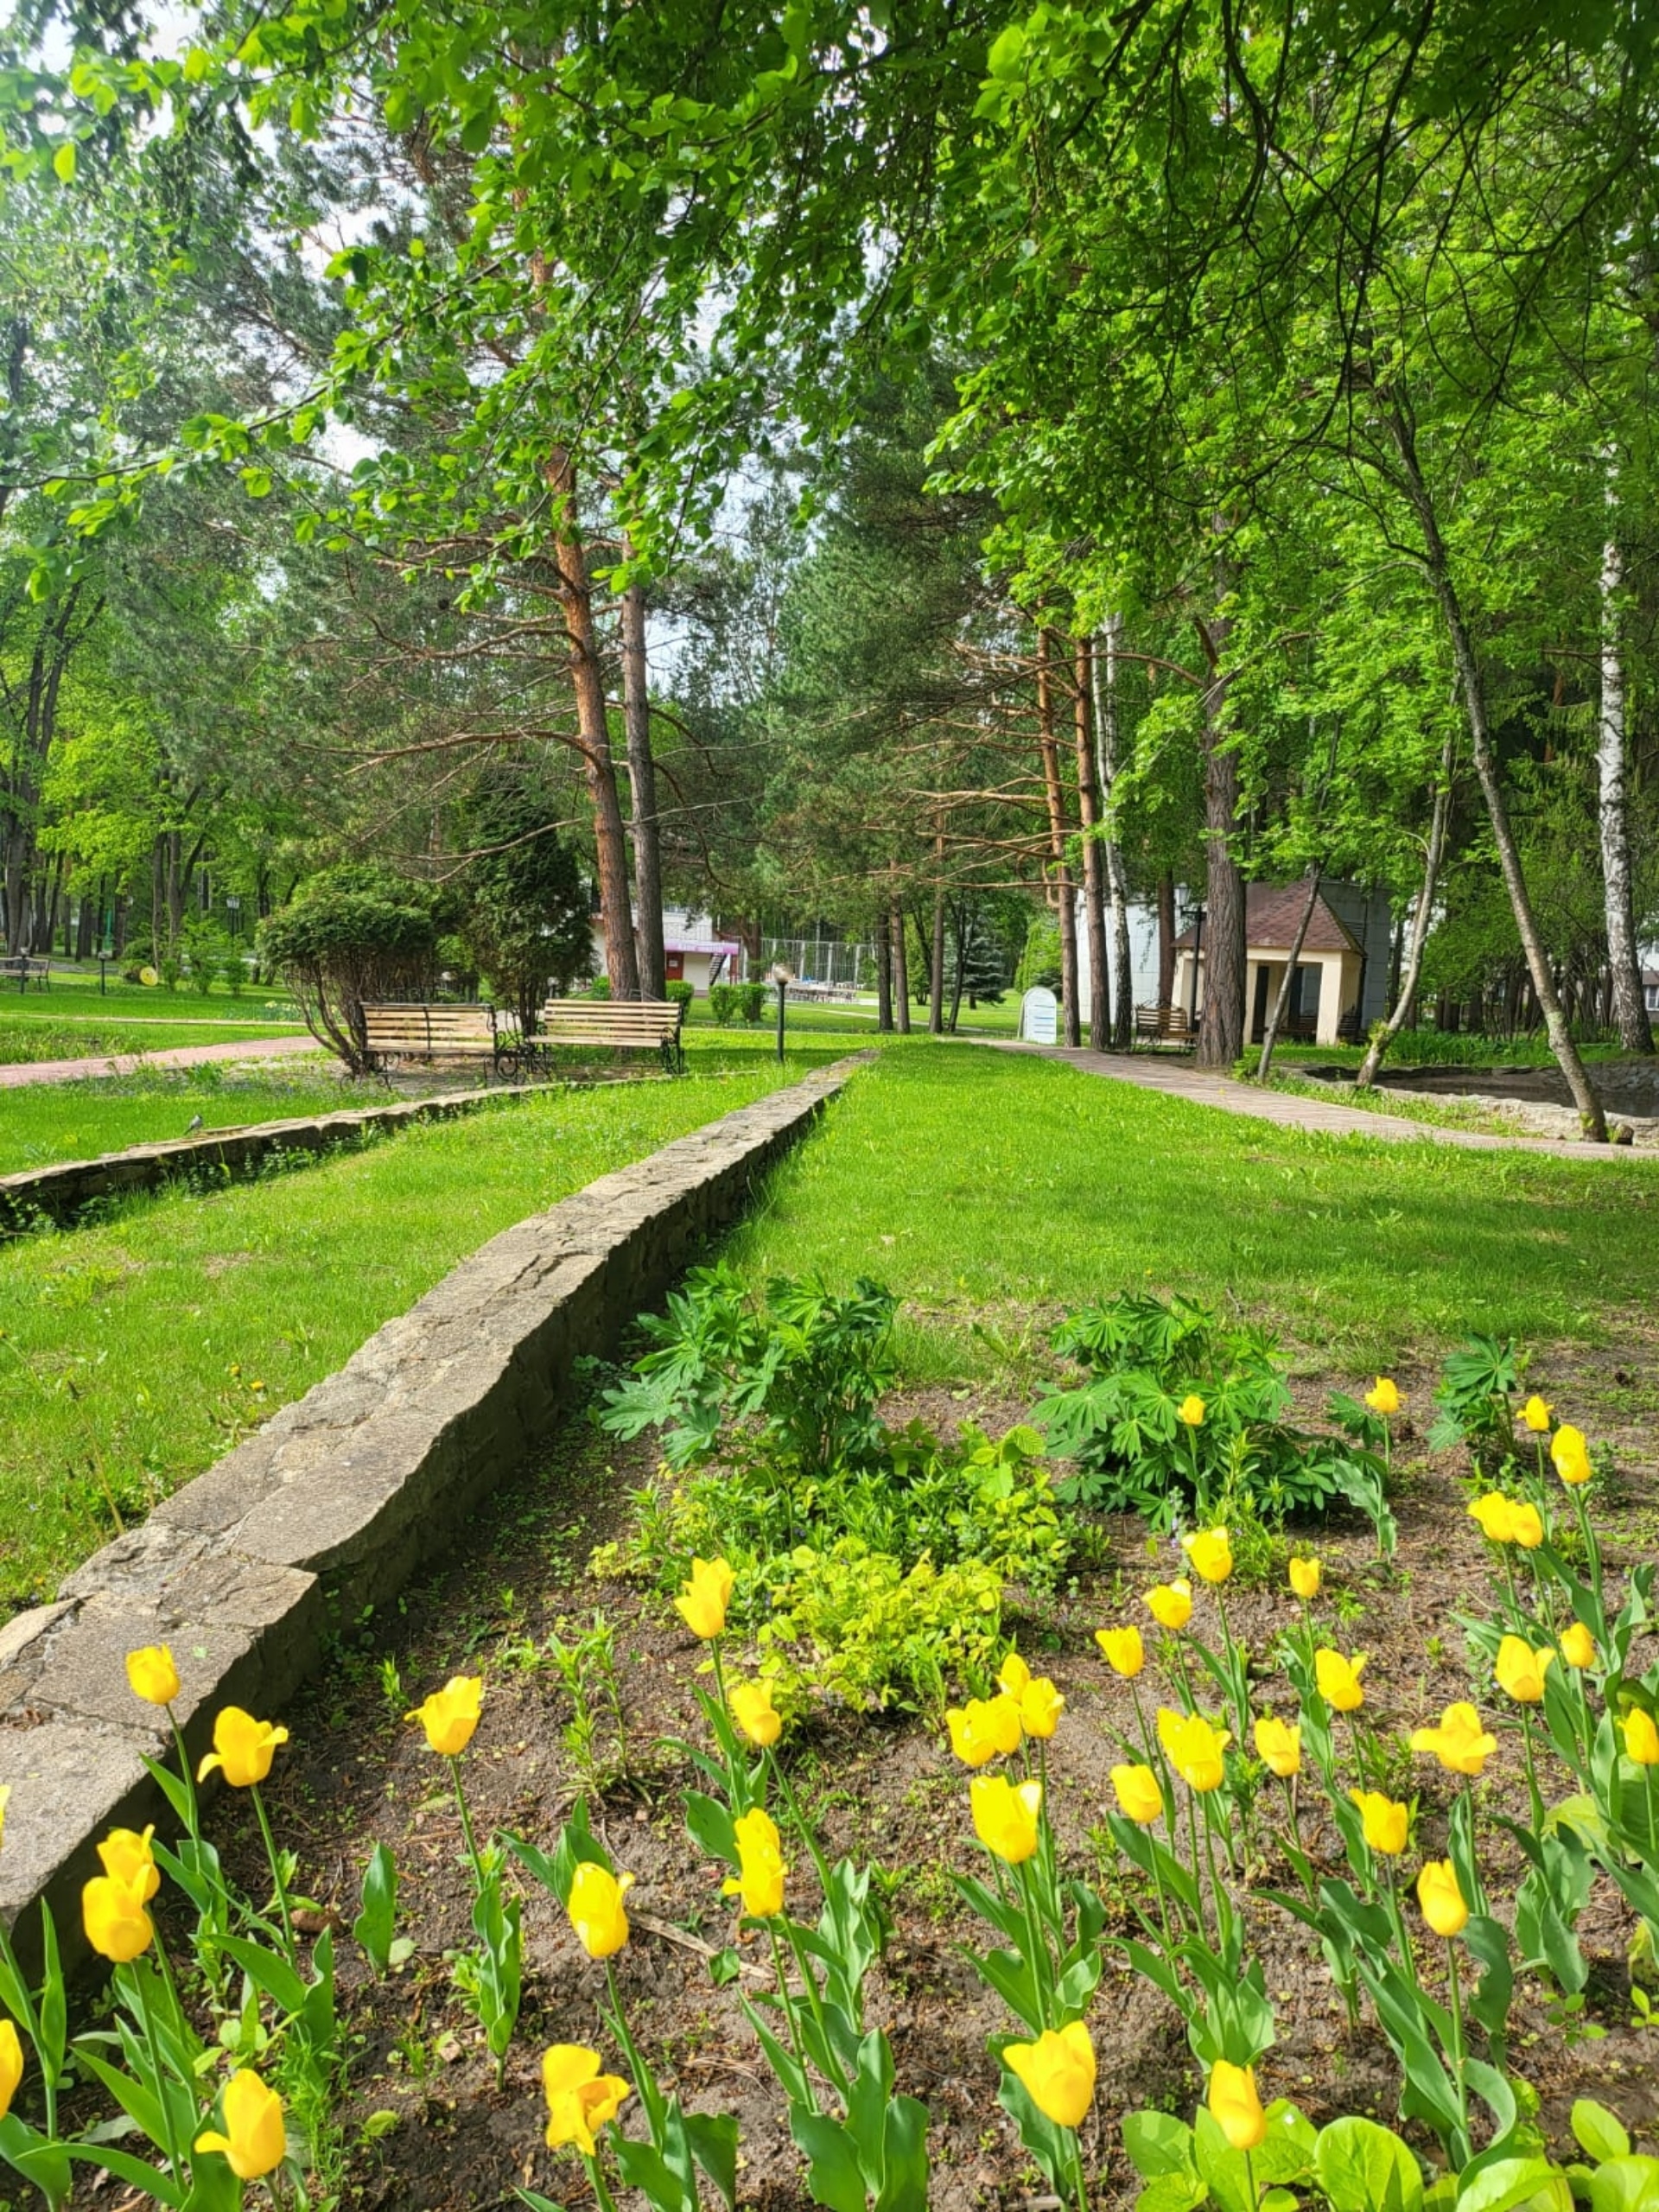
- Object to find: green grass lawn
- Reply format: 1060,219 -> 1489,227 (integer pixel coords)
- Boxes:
0,1054 -> 841,1608
725,1041 -> 1659,1371
0,1063 -> 365,1176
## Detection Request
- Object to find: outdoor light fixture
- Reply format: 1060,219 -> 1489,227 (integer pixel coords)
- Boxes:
770,963 -> 794,1063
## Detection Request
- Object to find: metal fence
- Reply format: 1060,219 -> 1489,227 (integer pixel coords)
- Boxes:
759,936 -> 873,992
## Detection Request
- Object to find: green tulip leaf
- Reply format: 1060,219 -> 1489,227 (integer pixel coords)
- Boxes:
1571,2106 -> 1630,2166
1316,2117 -> 1426,2212
1124,2110 -> 1198,2182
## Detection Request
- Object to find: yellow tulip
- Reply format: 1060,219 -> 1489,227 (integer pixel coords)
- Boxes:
194,2069 -> 287,2181
1409,1702 -> 1496,1778
1622,1709 -> 1659,1766
1095,1625 -> 1145,1678
1145,1579 -> 1194,1632
969,1774 -> 1044,1865
1551,1424 -> 1592,1487
1559,1622 -> 1597,1670
1416,1859 -> 1469,1939
567,1861 -> 633,1958
722,1807 -> 787,1918
1521,1395 -> 1553,1434
1253,1715 -> 1301,1779
1314,1648 -> 1366,1713
1157,1708 -> 1230,1793
1178,1395 -> 1206,1427
996,1653 -> 1063,1734
1182,1527 -> 1233,1586
97,1826 -> 160,1904
729,1680 -> 783,1747
675,1555 -> 736,1639
0,2018 -> 22,2123
1350,1790 -> 1409,1856
945,1694 -> 1023,1767
1507,1501 -> 1544,1549
1494,1635 -> 1554,1706
197,1707 -> 289,1789
405,1675 -> 483,1758
1288,1556 -> 1321,1600
1111,1764 -> 1165,1826
1207,2061 -> 1268,2152
1006,2021 -> 1096,2129
1467,1491 -> 1516,1542
542,2044 -> 632,2156
1364,1377 -> 1402,1416
82,1871 -> 154,1963
125,1644 -> 181,1707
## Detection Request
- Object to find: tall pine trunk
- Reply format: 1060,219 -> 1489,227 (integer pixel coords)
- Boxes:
620,568 -> 666,1001
1036,627 -> 1080,1047
874,904 -> 893,1032
929,843 -> 946,1035
1358,733 -> 1455,1086
1386,396 -> 1606,1136
1090,615 -> 1135,1048
1597,524 -> 1652,1052
891,887 -> 912,1033
1073,638 -> 1110,1051
547,449 -> 639,1000
1192,606 -> 1245,1071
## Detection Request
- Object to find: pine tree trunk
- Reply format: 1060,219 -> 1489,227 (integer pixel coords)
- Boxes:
929,861 -> 945,1036
1073,638 -> 1110,1051
891,893 -> 912,1033
1036,627 -> 1080,1047
1193,607 -> 1245,1071
547,449 -> 639,1000
874,904 -> 893,1032
1358,734 -> 1455,1086
1256,866 -> 1321,1084
947,903 -> 967,1032
620,569 -> 666,1001
1597,527 -> 1653,1052
1090,616 -> 1135,1049
1385,397 -> 1606,1136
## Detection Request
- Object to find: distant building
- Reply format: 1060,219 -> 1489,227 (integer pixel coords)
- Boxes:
1643,968 -> 1659,1018
589,906 -> 747,993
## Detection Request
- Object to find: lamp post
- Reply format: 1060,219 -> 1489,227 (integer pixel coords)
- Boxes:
771,962 -> 793,1065
1188,905 -> 1206,1027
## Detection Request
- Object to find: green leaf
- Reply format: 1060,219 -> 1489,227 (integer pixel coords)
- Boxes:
790,2106 -> 869,2212
1125,2110 -> 1198,2182
1455,2158 -> 1571,2212
1315,2115 -> 1426,2212
1572,2107 -> 1631,2167
52,141 -> 76,181
353,1841 -> 398,1975
1579,2160 -> 1659,2212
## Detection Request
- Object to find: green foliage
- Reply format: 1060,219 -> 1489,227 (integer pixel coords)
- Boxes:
453,772 -> 592,1037
257,870 -> 436,1074
1430,1336 -> 1526,1459
1036,1293 -> 1360,1526
664,978 -> 695,1008
755,1541 -> 1004,1715
709,981 -> 741,1025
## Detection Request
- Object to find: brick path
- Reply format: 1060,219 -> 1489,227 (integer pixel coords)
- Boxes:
984,1041 -> 1651,1161
0,1035 -> 318,1089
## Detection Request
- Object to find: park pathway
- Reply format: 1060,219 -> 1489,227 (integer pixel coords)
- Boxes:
985,1041 -> 1651,1162
0,1034 -> 317,1090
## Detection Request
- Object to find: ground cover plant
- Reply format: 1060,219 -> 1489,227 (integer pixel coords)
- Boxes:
3,1319 -> 1656,2212
0,1064 -> 360,1176
0,1057 -> 832,1608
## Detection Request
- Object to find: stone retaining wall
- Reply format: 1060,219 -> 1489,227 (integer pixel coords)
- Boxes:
0,1084 -> 527,1236
0,1058 -> 861,1965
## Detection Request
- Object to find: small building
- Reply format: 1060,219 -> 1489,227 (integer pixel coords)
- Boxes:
1172,881 -> 1391,1046
588,906 -> 746,994
1643,969 -> 1659,1019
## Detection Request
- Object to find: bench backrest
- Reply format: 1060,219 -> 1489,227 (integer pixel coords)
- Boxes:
360,1003 -> 497,1050
539,998 -> 684,1044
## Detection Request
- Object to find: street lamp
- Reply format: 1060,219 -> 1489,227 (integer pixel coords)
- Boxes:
1188,904 -> 1206,1027
771,962 -> 794,1065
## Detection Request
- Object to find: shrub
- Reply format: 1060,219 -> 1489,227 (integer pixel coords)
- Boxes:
755,1541 -> 1004,1713
588,975 -> 612,1000
664,978 -> 695,1009
257,871 -> 437,1075
453,772 -> 593,1036
708,981 -> 739,1025
738,981 -> 766,1023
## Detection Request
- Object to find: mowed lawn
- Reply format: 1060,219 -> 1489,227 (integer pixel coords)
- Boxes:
727,1042 -> 1659,1369
0,1058 -> 830,1608
0,1063 -> 357,1176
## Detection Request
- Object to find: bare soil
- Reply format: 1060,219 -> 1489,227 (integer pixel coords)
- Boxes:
189,1344 -> 1659,2212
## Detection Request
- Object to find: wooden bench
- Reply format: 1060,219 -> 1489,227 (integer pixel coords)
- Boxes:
0,956 -> 50,992
1134,1003 -> 1195,1045
532,997 -> 687,1073
359,1002 -> 515,1076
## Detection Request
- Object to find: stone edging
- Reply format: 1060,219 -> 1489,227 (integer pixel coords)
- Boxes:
0,1084 -> 531,1236
0,1056 -> 865,1964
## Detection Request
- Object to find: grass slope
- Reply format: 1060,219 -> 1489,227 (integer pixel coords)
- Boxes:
0,1057 -> 830,1608
0,1064 -> 358,1176
727,1041 -> 1658,1364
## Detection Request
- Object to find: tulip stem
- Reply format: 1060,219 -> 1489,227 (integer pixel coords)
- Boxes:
131,1965 -> 184,2179
1245,2148 -> 1259,2209
250,1784 -> 297,1967
766,1750 -> 831,1902
1184,1789 -> 1208,1942
1211,1587 -> 1249,1746
1281,1777 -> 1316,1907
1071,2130 -> 1091,2212
1516,1712 -> 1545,1834
604,1961 -> 664,2138
166,1706 -> 200,1839
1016,1862 -> 1055,2027
1384,1872 -> 1419,1993
1200,1807 -> 1232,1952
583,2147 -> 622,2212
1446,1938 -> 1470,2155
767,1921 -> 819,2113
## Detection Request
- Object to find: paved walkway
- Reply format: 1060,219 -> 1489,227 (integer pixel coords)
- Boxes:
0,1034 -> 319,1089
987,1041 -> 1651,1161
